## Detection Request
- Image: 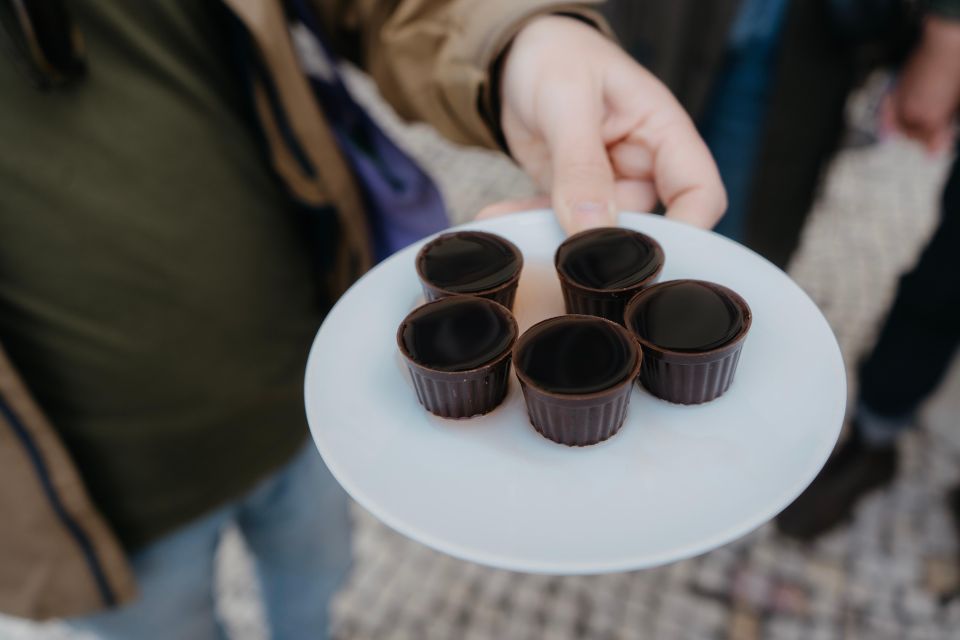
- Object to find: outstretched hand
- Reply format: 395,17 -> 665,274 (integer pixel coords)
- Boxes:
880,15 -> 960,155
479,16 -> 726,235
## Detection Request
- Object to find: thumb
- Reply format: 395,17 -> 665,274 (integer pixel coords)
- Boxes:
546,106 -> 617,234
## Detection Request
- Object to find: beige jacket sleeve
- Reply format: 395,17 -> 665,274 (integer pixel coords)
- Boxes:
313,0 -> 609,149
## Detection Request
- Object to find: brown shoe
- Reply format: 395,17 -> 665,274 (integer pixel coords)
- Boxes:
775,427 -> 898,541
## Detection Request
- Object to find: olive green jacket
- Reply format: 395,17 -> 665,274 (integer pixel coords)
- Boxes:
0,0 -> 605,620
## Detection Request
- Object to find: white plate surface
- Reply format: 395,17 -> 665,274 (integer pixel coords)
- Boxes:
305,211 -> 845,574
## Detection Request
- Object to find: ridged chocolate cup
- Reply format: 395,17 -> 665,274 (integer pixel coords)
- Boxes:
624,280 -> 752,405
554,228 -> 665,324
397,297 -> 518,419
416,231 -> 523,310
513,315 -> 642,446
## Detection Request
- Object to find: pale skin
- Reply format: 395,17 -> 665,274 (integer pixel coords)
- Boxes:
478,15 -> 727,235
881,15 -> 960,153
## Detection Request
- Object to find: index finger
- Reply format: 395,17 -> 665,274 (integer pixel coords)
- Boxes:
636,106 -> 727,229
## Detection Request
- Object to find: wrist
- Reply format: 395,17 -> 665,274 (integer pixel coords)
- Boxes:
923,15 -> 960,52
494,14 -> 608,154
487,14 -> 609,156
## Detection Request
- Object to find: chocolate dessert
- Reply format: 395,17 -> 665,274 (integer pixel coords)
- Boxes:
416,231 -> 523,309
624,279 -> 752,404
554,227 -> 664,323
398,296 -> 518,418
513,315 -> 642,446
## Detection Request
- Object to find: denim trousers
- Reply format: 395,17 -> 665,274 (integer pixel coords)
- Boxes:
857,153 -> 960,443
699,34 -> 784,242
69,442 -> 352,640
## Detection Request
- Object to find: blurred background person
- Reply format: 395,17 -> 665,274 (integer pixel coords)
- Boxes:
777,2 -> 960,541
603,0 -> 960,548
603,0 -> 912,265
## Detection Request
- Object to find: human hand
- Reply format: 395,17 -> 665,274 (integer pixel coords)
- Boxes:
881,16 -> 960,154
478,15 -> 726,235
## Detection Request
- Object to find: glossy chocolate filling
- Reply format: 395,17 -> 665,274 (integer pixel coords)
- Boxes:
401,298 -> 515,371
628,281 -> 744,353
557,228 -> 660,289
419,232 -> 520,293
517,317 -> 637,394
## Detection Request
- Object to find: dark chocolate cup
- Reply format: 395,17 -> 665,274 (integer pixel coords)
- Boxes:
513,315 -> 643,446
397,297 -> 519,419
554,228 -> 665,324
416,231 -> 523,310
624,280 -> 752,405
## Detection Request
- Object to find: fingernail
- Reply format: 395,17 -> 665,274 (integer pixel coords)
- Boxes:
572,201 -> 615,229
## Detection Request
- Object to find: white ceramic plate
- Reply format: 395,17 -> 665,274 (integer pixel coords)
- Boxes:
305,211 -> 845,574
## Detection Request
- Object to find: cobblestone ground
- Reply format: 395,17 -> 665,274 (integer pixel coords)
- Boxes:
2,72 -> 957,640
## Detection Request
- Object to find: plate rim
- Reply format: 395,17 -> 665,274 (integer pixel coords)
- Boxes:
305,210 -> 846,574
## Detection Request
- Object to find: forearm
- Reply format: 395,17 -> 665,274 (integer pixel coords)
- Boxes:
885,4 -> 960,150
922,11 -> 960,50
917,13 -> 960,90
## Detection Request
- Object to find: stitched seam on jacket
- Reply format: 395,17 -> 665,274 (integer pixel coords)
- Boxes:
0,398 -> 116,608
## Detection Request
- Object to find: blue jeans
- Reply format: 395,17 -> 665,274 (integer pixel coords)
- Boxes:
69,442 -> 351,640
856,153 -> 960,445
699,0 -> 789,241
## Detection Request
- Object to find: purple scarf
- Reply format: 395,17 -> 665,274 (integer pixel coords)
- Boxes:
288,0 -> 449,262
